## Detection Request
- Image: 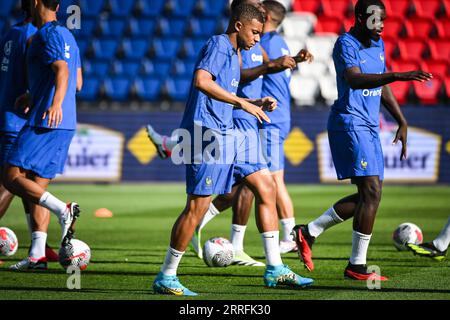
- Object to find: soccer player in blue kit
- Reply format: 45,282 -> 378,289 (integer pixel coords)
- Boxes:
291,0 -> 433,280
0,0 -> 59,262
3,0 -> 83,271
153,4 -> 313,296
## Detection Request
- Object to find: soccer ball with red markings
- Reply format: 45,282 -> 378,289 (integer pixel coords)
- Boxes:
203,237 -> 234,267
0,227 -> 18,257
393,223 -> 423,251
59,239 -> 91,270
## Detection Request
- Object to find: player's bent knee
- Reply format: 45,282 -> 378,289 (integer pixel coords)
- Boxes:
361,180 -> 382,204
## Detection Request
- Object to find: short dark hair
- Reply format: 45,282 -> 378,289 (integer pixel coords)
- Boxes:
354,0 -> 385,17
21,0 -> 32,17
231,3 -> 265,24
41,0 -> 60,11
230,0 -> 260,12
262,0 -> 286,25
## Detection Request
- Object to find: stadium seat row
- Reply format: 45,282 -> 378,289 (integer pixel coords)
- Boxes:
293,0 -> 450,19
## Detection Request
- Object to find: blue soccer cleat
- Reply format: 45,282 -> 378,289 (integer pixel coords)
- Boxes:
153,272 -> 198,296
264,265 -> 314,288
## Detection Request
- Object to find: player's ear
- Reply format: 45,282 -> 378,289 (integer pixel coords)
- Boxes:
234,20 -> 243,32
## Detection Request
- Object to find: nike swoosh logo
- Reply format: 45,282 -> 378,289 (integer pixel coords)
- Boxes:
170,253 -> 179,258
263,236 -> 275,239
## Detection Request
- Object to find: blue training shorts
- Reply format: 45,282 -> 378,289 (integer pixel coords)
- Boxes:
0,131 -> 19,166
233,117 -> 267,185
328,129 -> 384,181
259,121 -> 290,172
7,126 -> 75,179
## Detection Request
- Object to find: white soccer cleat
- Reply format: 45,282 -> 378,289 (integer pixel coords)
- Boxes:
59,203 -> 81,243
190,227 -> 203,259
9,257 -> 47,271
232,250 -> 265,267
279,240 -> 298,254
146,125 -> 171,159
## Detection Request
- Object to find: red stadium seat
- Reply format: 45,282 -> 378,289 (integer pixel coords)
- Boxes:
315,16 -> 344,34
435,20 -> 450,39
383,37 -> 398,61
445,76 -> 450,98
382,17 -> 405,38
411,0 -> 442,18
388,81 -> 411,104
429,39 -> 450,60
421,61 -> 449,79
292,0 -> 320,13
321,0 -> 351,18
404,17 -> 435,40
343,17 -> 355,33
413,77 -> 443,104
444,0 -> 450,17
384,0 -> 412,19
391,59 -> 420,73
398,39 -> 426,62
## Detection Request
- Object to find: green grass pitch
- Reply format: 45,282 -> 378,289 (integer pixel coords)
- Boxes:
0,184 -> 449,300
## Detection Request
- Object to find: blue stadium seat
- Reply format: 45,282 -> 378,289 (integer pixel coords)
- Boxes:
72,18 -> 97,39
157,18 -> 187,37
78,76 -> 101,101
165,0 -> 196,18
0,20 -> 6,37
0,0 -> 15,17
136,0 -> 165,17
112,60 -> 141,78
78,0 -> 105,18
196,0 -> 227,17
151,38 -> 181,62
83,59 -> 110,77
181,38 -> 207,59
98,19 -> 126,37
122,38 -> 150,60
76,39 -> 89,59
128,18 -> 156,37
165,77 -> 191,101
107,0 -> 136,17
140,59 -> 171,80
135,76 -> 162,101
172,59 -> 196,77
188,18 -> 218,37
92,39 -> 119,60
104,76 -> 132,101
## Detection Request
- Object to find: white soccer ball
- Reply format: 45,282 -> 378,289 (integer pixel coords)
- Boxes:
0,227 -> 18,257
393,223 -> 423,251
59,239 -> 91,270
203,237 -> 234,267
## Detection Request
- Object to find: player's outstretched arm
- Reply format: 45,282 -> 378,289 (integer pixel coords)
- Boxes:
194,69 -> 270,124
382,85 -> 408,160
344,67 -> 433,90
43,60 -> 69,128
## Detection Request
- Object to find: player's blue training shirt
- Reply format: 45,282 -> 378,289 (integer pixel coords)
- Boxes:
260,31 -> 292,132
0,22 -> 37,133
233,43 -> 264,122
180,34 -> 240,131
26,21 -> 80,130
329,32 -> 386,132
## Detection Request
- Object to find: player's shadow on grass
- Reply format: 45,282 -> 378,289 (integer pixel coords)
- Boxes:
237,284 -> 450,294
0,286 -> 150,295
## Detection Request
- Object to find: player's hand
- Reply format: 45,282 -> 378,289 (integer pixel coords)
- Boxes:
393,123 -> 408,161
268,56 -> 297,72
240,100 -> 271,124
396,71 -> 433,82
260,96 -> 277,112
14,93 -> 31,114
295,49 -> 314,64
43,105 -> 63,128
